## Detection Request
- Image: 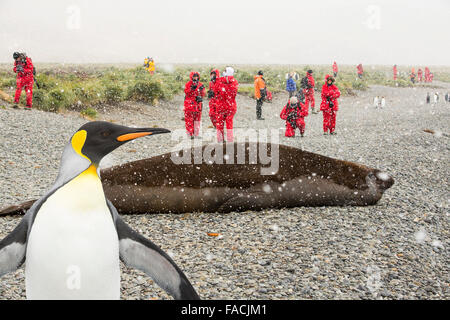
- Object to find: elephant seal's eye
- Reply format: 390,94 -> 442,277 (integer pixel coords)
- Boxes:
101,131 -> 111,137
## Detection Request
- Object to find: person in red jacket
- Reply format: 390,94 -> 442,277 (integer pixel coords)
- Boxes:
424,67 -> 430,82
320,75 -> 341,135
216,67 -> 238,142
357,63 -> 364,79
13,52 -> 35,109
280,96 -> 308,137
410,68 -> 416,84
303,70 -> 316,114
332,61 -> 338,78
417,68 -> 423,82
393,65 -> 398,81
184,71 -> 206,139
429,72 -> 434,82
207,69 -> 221,128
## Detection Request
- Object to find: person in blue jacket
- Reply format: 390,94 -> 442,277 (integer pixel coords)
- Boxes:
286,72 -> 297,98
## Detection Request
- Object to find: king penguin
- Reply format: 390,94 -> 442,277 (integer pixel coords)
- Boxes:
0,121 -> 200,300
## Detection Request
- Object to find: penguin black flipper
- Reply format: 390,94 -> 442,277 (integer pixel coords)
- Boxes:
0,218 -> 28,277
108,201 -> 200,300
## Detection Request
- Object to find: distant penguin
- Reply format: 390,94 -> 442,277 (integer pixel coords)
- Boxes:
373,96 -> 379,108
426,93 -> 431,104
0,121 -> 200,300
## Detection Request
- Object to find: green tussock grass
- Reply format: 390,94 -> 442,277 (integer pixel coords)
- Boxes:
0,63 -> 448,113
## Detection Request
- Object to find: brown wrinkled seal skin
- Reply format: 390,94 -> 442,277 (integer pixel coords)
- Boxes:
1,143 -> 394,215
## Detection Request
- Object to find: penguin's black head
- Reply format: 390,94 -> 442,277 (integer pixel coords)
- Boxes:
71,121 -> 170,165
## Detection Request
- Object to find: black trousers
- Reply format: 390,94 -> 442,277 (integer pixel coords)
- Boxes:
256,98 -> 264,118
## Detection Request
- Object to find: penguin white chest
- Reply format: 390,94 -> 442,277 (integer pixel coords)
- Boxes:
26,168 -> 120,299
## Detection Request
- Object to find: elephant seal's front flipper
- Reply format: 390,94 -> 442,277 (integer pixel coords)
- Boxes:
0,199 -> 36,216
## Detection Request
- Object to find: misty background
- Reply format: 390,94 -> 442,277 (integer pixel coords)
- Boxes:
0,0 -> 449,65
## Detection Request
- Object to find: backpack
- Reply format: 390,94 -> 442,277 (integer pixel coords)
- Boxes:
300,77 -> 309,89
296,89 -> 305,103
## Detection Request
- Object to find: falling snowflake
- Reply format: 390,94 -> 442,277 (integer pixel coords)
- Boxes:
167,250 -> 175,258
432,240 -> 444,250
262,184 -> 272,193
414,228 -> 427,243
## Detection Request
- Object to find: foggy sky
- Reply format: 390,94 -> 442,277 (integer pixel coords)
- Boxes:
0,0 -> 449,65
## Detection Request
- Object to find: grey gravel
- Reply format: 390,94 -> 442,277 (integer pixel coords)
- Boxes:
0,81 -> 449,300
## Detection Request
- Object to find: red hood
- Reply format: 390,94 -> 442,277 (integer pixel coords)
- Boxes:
325,74 -> 334,83
189,71 -> 200,81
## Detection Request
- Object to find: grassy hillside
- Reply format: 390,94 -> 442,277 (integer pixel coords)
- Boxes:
0,63 -> 447,116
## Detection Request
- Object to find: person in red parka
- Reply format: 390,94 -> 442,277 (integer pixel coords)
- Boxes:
332,61 -> 338,78
184,71 -> 206,139
357,63 -> 364,79
280,96 -> 308,137
320,75 -> 341,135
393,65 -> 398,81
13,52 -> 34,109
417,68 -> 423,82
216,67 -> 238,142
207,69 -> 221,128
303,70 -> 316,113
424,67 -> 430,82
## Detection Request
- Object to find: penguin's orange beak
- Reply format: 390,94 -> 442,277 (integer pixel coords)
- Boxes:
116,128 -> 170,142
117,132 -> 152,142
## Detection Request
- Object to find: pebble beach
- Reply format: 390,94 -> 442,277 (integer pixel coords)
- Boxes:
0,82 -> 448,300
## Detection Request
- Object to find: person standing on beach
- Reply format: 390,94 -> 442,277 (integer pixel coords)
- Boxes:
417,68 -> 423,82
254,70 -> 266,120
332,61 -> 338,78
184,71 -> 206,139
286,72 -> 297,98
208,69 -> 221,128
357,63 -> 364,79
424,67 -> 430,82
302,70 -> 316,114
320,75 -> 340,135
147,58 -> 155,75
13,52 -> 35,109
216,67 -> 238,142
410,68 -> 416,84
